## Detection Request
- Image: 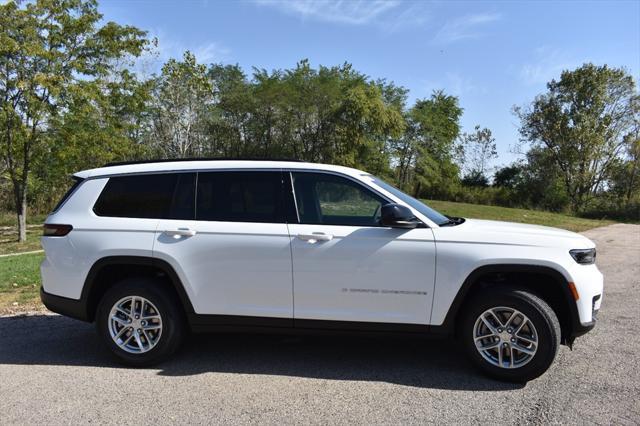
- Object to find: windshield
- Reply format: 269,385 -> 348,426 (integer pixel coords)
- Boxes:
367,176 -> 451,226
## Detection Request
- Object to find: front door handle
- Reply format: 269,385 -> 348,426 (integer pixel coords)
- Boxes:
163,228 -> 197,238
297,232 -> 333,243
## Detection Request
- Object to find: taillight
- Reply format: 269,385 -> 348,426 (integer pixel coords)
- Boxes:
43,224 -> 73,236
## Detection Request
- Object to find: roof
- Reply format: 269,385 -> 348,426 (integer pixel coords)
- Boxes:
102,157 -> 304,167
73,159 -> 366,179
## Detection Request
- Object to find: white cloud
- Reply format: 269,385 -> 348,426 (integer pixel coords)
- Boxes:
255,0 -> 399,25
254,0 -> 429,31
433,13 -> 501,44
423,72 -> 486,98
153,29 -> 230,64
131,29 -> 231,77
380,3 -> 430,33
191,42 -> 231,64
519,46 -> 578,85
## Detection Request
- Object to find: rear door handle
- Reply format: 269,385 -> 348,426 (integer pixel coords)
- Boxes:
163,228 -> 197,238
297,232 -> 333,243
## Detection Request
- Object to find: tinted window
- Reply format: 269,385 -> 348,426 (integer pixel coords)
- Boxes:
369,176 -> 449,226
292,172 -> 386,226
52,177 -> 84,213
196,172 -> 284,223
94,173 -> 195,219
169,173 -> 196,220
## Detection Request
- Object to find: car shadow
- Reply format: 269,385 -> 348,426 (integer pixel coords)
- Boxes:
2,314 -> 524,391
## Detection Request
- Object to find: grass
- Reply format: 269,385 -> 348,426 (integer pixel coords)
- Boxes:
0,211 -> 46,313
321,200 -> 379,216
0,230 -> 42,256
0,201 -> 616,313
0,210 -> 46,255
0,253 -> 44,314
0,211 -> 48,227
425,199 -> 615,232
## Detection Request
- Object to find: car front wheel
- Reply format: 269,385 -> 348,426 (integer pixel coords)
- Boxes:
460,288 -> 561,382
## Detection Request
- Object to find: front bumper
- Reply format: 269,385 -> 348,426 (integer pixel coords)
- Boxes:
567,286 -> 602,342
571,318 -> 596,339
570,264 -> 604,325
40,287 -> 90,322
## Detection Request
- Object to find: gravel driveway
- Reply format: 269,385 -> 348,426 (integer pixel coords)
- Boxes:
1,224 -> 638,425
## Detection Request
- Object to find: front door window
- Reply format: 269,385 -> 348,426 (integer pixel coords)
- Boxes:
292,172 -> 385,227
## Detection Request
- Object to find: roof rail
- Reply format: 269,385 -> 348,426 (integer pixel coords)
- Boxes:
102,157 -> 305,167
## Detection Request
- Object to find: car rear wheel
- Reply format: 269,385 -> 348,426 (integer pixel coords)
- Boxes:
96,277 -> 185,366
460,288 -> 561,382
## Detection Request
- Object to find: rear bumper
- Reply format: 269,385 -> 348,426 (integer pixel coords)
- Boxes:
40,287 -> 90,322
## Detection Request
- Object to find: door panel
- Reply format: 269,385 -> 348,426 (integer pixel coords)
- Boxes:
289,224 -> 436,324
288,171 -> 436,325
153,170 -> 293,318
154,220 -> 293,317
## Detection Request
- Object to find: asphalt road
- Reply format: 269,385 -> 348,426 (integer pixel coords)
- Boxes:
1,224 -> 639,425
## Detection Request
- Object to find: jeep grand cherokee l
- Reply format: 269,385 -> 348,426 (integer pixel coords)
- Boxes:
40,160 -> 603,381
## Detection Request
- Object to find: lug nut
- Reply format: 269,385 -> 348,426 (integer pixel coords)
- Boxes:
137,328 -> 141,333
511,338 -> 516,343
507,328 -> 513,333
141,321 -> 146,326
503,343 -> 508,347
497,328 -> 503,333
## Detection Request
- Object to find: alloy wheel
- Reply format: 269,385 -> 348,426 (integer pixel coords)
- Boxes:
108,296 -> 163,354
473,306 -> 538,369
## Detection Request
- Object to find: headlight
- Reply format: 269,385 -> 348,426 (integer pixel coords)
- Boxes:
570,248 -> 596,264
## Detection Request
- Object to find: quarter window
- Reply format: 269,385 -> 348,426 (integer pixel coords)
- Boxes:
94,173 -> 195,219
51,177 -> 84,213
292,172 -> 386,226
196,172 -> 284,223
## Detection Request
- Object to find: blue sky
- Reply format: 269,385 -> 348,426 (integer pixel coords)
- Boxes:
101,0 -> 640,168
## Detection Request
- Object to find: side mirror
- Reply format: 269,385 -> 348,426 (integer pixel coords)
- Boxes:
380,203 -> 420,229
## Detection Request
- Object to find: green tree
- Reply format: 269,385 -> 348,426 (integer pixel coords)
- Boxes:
461,171 -> 489,188
391,90 -> 463,198
493,164 -> 524,189
149,51 -> 213,157
0,0 -> 148,241
604,122 -> 640,213
516,63 -> 639,212
459,125 -> 497,184
207,63 -> 258,157
37,70 -> 153,208
519,147 -> 570,211
205,59 -> 404,171
617,121 -> 640,204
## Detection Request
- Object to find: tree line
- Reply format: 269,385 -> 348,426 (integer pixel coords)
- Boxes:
1,0 -> 638,242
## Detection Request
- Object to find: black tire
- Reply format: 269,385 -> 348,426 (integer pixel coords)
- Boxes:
459,288 -> 561,382
95,277 -> 186,367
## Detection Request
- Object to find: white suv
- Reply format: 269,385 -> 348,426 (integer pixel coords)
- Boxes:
40,160 -> 603,381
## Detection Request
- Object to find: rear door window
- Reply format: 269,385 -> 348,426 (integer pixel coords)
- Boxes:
196,171 -> 284,223
169,173 -> 196,220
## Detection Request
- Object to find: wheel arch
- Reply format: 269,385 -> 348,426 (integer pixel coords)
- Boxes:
434,264 -> 581,345
82,256 -> 195,322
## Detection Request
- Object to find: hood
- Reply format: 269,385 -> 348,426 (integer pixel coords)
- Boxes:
435,218 -> 595,249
